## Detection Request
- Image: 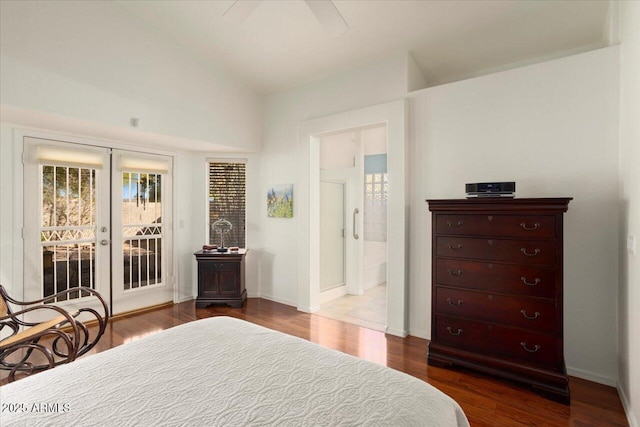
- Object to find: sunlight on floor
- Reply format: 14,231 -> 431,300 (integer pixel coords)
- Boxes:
123,329 -> 164,344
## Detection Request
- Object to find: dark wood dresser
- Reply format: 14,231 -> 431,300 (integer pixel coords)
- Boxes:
194,249 -> 247,308
426,198 -> 572,403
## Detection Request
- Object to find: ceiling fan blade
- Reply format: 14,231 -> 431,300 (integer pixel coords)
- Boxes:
305,0 -> 348,37
222,0 -> 263,25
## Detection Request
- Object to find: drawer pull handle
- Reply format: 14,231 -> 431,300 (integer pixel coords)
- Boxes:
446,298 -> 462,306
446,326 -> 463,336
447,243 -> 463,251
521,248 -> 540,257
520,342 -> 541,353
520,310 -> 540,320
447,220 -> 463,228
520,276 -> 541,286
447,268 -> 462,276
520,222 -> 541,231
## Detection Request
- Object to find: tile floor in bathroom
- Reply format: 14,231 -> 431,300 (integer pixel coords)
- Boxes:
315,284 -> 387,331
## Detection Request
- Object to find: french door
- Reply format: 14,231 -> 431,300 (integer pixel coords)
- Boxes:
23,137 -> 173,316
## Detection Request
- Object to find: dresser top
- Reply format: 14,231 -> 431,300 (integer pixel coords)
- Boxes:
426,197 -> 572,212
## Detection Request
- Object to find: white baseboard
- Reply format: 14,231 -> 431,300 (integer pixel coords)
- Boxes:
320,285 -> 347,304
408,328 -> 429,340
258,293 -> 298,308
297,304 -> 321,313
247,292 -> 260,298
618,383 -> 638,427
178,294 -> 196,303
566,366 -> 617,387
386,326 -> 408,338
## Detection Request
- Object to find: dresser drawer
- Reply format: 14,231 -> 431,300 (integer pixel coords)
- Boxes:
435,259 -> 556,298
436,214 -> 555,239
435,287 -> 557,334
434,315 -> 492,355
435,315 -> 559,368
436,236 -> 556,266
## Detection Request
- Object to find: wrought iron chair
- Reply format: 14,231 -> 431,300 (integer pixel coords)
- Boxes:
0,285 -> 109,382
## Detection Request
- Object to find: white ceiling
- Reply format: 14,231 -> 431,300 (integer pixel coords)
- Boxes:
115,0 -> 613,94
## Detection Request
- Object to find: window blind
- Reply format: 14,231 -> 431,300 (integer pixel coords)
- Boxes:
34,145 -> 104,169
208,162 -> 246,248
119,155 -> 169,174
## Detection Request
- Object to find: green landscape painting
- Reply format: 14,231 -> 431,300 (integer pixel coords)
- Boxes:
267,184 -> 293,218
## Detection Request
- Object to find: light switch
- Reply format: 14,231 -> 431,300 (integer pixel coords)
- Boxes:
628,235 -> 636,256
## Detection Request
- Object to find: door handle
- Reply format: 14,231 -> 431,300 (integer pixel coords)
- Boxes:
100,239 -> 110,246
353,208 -> 359,240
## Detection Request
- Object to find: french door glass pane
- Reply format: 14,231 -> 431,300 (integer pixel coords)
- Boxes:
122,172 -> 163,291
41,165 -> 96,301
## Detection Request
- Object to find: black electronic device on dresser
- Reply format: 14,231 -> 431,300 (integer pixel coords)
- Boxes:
194,249 -> 247,308
426,197 -> 572,404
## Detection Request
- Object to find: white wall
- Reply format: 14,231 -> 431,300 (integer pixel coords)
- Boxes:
0,1 -> 262,152
260,46 -> 621,384
187,152 -> 262,300
259,56 -> 408,305
0,125 -> 16,296
0,1 -> 262,304
618,1 -> 640,425
362,126 -> 387,155
409,46 -> 620,384
319,132 -> 357,169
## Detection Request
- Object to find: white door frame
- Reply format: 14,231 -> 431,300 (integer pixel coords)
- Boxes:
298,100 -> 409,337
22,137 -> 112,319
14,128 -> 179,312
110,149 -> 174,314
319,167 -> 363,303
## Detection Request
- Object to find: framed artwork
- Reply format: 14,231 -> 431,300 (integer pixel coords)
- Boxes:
267,184 -> 293,218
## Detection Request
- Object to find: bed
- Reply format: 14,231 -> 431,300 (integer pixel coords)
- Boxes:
1,317 -> 469,426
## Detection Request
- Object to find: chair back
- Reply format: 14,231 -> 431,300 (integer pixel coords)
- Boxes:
0,285 -> 10,318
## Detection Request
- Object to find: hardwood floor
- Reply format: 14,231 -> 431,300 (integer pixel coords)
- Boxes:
4,298 -> 629,426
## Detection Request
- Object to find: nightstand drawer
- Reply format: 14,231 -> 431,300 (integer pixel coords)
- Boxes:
436,236 -> 556,266
199,261 -> 239,272
436,214 -> 555,239
435,287 -> 557,334
435,259 -> 556,298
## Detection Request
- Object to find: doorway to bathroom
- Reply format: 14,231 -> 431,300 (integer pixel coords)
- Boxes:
316,124 -> 388,331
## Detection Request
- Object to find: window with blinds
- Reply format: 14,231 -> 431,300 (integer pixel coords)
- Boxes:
208,162 -> 246,248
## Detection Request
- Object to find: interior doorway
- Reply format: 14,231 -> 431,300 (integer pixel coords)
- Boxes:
297,99 -> 408,337
316,124 -> 388,331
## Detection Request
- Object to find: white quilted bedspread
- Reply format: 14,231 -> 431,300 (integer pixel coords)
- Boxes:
1,317 -> 469,426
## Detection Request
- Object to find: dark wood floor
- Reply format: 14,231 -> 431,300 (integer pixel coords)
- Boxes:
6,298 -> 629,426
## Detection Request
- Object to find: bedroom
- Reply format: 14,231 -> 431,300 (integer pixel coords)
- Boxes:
0,1 -> 638,426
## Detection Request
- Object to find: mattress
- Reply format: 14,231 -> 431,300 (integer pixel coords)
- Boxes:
1,317 -> 469,426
